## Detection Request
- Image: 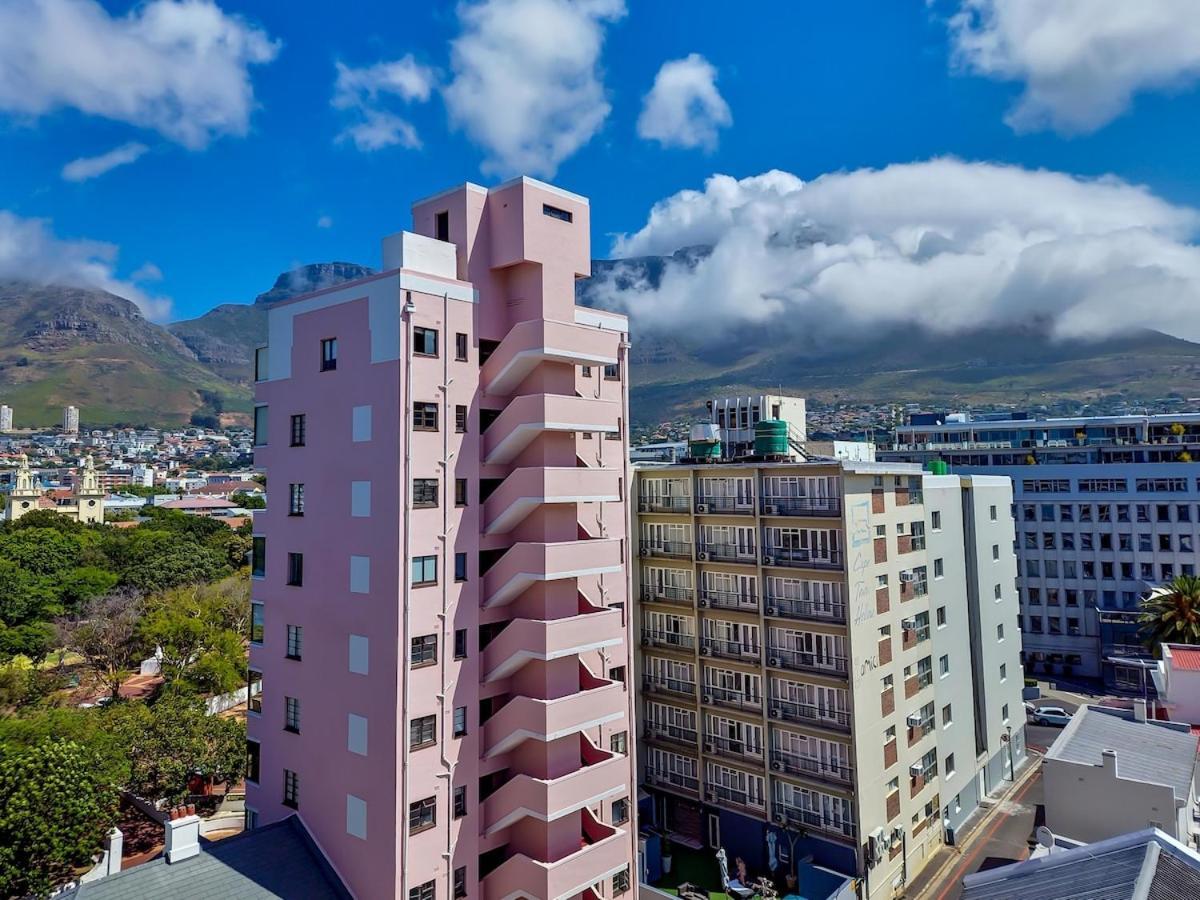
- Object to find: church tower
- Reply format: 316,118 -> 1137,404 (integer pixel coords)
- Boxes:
5,454 -> 42,522
73,455 -> 105,524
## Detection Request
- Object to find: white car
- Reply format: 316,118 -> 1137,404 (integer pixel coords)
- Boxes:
1031,706 -> 1072,727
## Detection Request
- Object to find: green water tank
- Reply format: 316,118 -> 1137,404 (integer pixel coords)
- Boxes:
754,419 -> 789,456
688,423 -> 722,460
926,460 -> 949,475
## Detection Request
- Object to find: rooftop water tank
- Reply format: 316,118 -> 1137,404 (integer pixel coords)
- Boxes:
689,423 -> 722,460
754,419 -> 789,456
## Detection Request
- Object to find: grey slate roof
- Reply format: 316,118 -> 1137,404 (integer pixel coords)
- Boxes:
63,816 -> 351,900
961,828 -> 1200,900
1045,705 -> 1198,802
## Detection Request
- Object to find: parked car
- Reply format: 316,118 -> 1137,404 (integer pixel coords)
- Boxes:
1031,706 -> 1072,727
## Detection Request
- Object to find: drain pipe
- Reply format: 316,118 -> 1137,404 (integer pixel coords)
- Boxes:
437,291 -> 456,898
399,291 -> 416,900
616,330 -> 640,870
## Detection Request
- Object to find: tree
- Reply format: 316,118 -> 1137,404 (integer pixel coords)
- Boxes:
57,589 -> 145,700
230,491 -> 265,509
0,560 -> 57,626
58,567 -> 120,614
115,532 -> 229,594
139,579 -> 248,696
1140,575 -> 1200,651
0,739 -> 119,899
0,528 -> 83,577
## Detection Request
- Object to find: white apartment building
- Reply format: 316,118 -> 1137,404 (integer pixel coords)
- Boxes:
0,405 -> 12,432
1151,644 -> 1200,726
63,405 -> 79,435
634,460 -> 1024,898
707,395 -> 807,458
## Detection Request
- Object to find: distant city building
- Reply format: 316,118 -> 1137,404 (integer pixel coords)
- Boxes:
884,411 -> 1200,688
0,405 -> 12,432
4,454 -> 104,524
630,441 -> 688,465
63,405 -> 79,434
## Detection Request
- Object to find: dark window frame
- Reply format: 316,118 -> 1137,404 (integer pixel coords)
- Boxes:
287,552 -> 304,586
414,402 -> 439,432
413,478 -> 439,509
455,332 -> 468,361
409,797 -> 436,833
289,414 -> 306,447
412,555 -> 438,586
411,634 -> 437,667
410,714 -> 437,749
286,624 -> 303,660
320,338 -> 338,372
413,327 -> 439,357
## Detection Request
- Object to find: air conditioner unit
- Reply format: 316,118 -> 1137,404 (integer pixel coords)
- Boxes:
698,598 -> 710,608
771,760 -> 783,771
697,551 -> 710,562
769,707 -> 782,719
766,605 -> 779,616
892,826 -> 906,842
703,741 -> 715,753
646,682 -> 658,693
906,713 -> 923,728
899,571 -> 916,583
641,636 -> 651,646
880,829 -> 893,850
765,504 -> 780,516
703,693 -> 714,704
639,547 -> 650,558
701,646 -> 712,656
909,763 -> 924,778
763,555 -> 776,566
696,503 -> 710,514
900,618 -> 917,630
773,812 -> 787,825
768,656 -> 782,667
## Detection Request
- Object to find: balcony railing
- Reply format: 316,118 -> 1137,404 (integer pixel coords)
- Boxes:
644,767 -> 699,795
695,497 -> 755,516
761,497 -> 842,518
762,548 -> 844,571
769,749 -> 853,787
701,636 -> 761,663
767,647 -> 849,678
771,802 -> 857,841
703,686 -> 762,713
765,595 -> 847,624
705,783 -> 766,812
638,496 -> 692,514
768,698 -> 851,733
700,590 -> 759,613
643,722 -> 698,747
642,629 -> 696,652
642,675 -> 697,699
704,735 -> 765,765
697,543 -> 757,564
640,541 -> 692,560
640,585 -> 694,606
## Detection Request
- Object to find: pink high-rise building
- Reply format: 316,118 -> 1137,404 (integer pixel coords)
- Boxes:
247,177 -> 637,900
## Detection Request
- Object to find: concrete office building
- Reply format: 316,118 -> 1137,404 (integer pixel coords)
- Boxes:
63,405 -> 79,434
633,458 -> 1024,898
886,412 -> 1200,688
249,178 -> 637,900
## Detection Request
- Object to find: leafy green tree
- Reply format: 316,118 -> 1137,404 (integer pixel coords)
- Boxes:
0,560 -> 57,626
0,739 -> 119,899
3,509 -> 85,534
58,567 -> 120,613
0,708 -> 132,788
230,491 -> 265,509
0,528 -> 83,577
1141,576 -> 1200,650
57,589 -> 145,700
139,580 -> 248,695
0,622 -> 56,664
115,531 -> 229,594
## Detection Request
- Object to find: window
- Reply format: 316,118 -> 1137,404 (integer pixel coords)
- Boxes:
453,706 -> 467,737
990,504 -> 997,521
613,797 -> 630,825
287,552 -> 304,586
290,414 -> 306,447
410,797 -> 436,832
931,510 -> 942,531
581,365 -> 592,377
251,537 -> 266,577
413,478 -> 438,508
997,624 -> 1005,641
435,210 -> 450,241
246,740 -> 260,783
283,769 -> 299,808
543,202 -> 573,223
992,544 -> 1000,560
455,332 -> 468,361
455,478 -> 468,507
609,665 -> 626,683
411,881 -> 435,900
250,604 -> 264,644
994,583 -> 1002,601
454,867 -> 467,899
945,753 -> 956,777
933,558 -> 944,579
248,669 -> 262,714
286,624 -> 303,660
455,552 -> 467,582
936,606 -> 946,628
412,555 -> 437,586
939,655 -> 949,676
413,327 -> 439,357
1001,703 -> 1010,723
288,483 -> 305,516
414,402 -> 439,431
999,663 -> 1007,682
611,731 -> 628,754
941,704 -> 953,727
285,696 -> 300,733
253,405 -> 268,446
455,405 -> 467,433
604,362 -> 620,380
412,634 -> 437,666
410,715 -> 436,749
454,629 -> 468,659
613,866 -> 631,895
320,338 -> 337,372
453,785 -> 467,819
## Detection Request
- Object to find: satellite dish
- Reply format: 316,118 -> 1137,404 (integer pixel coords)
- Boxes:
1036,826 -> 1056,852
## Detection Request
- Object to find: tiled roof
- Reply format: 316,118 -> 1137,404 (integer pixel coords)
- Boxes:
961,829 -> 1200,900
63,816 -> 350,900
1168,645 -> 1200,671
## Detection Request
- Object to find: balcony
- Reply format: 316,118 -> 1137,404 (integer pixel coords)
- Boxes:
481,809 -> 628,900
695,497 -> 755,516
638,495 -> 691,514
482,735 -> 627,835
644,766 -> 700,796
705,782 -> 766,814
771,802 -> 857,842
767,647 -> 848,678
482,539 -> 623,608
640,585 -> 694,607
704,735 -> 765,766
641,629 -> 696,653
642,675 -> 697,700
481,602 -> 624,682
761,497 -> 842,518
702,686 -> 762,714
483,467 -> 621,534
480,318 -> 619,395
483,394 -> 619,464
764,595 -> 847,624
762,547 -> 844,572
769,749 -> 853,788
700,636 -> 761,664
696,543 -> 757,565
699,590 -> 759,614
767,699 -> 851,733
639,541 -> 692,561
643,721 -> 698,748
482,667 -> 626,757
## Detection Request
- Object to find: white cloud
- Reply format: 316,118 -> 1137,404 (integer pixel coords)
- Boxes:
131,262 -> 163,282
61,142 -> 149,182
316,215 -> 333,229
592,159 -> 1200,344
0,211 -> 171,319
947,0 -> 1200,134
332,55 -> 434,152
637,54 -> 731,151
443,0 -> 626,177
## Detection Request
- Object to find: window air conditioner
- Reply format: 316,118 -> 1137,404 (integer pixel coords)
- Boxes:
763,555 -> 776,566
909,763 -> 924,778
697,551 -> 710,562
768,657 -> 782,668
906,713 -> 923,728
765,505 -> 780,516
899,571 -> 916,583
900,618 -> 917,630
769,707 -> 782,719
696,503 -> 709,514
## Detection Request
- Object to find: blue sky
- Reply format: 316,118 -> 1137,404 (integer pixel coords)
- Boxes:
3,0 -> 1200,335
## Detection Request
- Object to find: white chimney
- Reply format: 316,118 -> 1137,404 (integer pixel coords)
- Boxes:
104,827 -> 123,876
1101,748 -> 1119,777
164,806 -> 201,863
1133,698 -> 1147,723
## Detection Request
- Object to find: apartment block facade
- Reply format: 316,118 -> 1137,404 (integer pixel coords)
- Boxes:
633,462 -> 1024,898
248,177 -> 638,900
886,413 -> 1200,686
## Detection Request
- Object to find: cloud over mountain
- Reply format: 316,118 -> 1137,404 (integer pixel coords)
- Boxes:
637,54 -> 731,151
